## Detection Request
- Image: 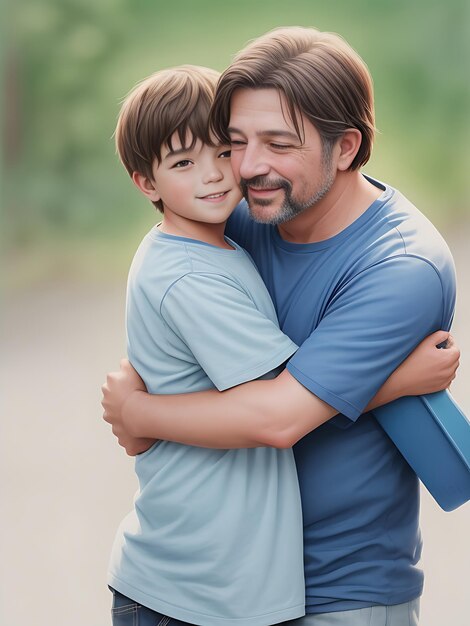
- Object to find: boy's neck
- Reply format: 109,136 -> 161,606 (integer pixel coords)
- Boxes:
159,215 -> 231,249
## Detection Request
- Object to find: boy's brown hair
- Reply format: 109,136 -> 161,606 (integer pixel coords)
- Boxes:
115,65 -> 220,211
211,26 -> 376,170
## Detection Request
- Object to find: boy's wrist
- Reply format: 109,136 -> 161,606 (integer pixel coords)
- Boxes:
369,371 -> 408,412
122,390 -> 150,437
388,369 -> 409,402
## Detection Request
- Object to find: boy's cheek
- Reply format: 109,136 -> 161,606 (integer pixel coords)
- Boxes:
229,154 -> 243,181
233,189 -> 243,204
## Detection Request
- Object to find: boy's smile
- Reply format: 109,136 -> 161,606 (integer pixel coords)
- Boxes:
197,190 -> 231,201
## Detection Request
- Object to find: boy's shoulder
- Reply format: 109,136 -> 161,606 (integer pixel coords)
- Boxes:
130,227 -> 193,281
128,228 -> 198,303
128,226 -> 259,304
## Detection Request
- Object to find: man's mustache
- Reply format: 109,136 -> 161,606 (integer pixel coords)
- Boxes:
240,176 -> 292,197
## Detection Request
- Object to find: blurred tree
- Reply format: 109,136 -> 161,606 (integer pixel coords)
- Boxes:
3,0 -> 469,276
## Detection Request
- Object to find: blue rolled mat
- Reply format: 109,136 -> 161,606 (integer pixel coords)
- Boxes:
373,390 -> 470,511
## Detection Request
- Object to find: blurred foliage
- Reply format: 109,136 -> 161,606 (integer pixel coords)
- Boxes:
2,0 -> 470,281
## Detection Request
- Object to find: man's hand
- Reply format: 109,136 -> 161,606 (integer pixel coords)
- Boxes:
101,359 -> 157,456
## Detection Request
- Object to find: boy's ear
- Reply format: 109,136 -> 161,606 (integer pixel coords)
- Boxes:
132,171 -> 161,202
336,129 -> 362,171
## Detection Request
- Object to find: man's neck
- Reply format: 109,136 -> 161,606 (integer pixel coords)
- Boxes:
277,171 -> 383,244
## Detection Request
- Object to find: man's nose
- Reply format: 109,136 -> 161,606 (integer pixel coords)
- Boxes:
238,145 -> 270,180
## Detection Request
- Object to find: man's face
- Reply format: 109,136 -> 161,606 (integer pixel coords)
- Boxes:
227,88 -> 336,225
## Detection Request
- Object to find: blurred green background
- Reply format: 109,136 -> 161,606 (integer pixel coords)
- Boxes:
3,0 -> 470,285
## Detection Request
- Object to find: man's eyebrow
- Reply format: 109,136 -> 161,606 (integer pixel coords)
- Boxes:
227,127 -> 299,141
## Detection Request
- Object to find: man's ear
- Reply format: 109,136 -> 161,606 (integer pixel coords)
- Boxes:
132,171 -> 161,203
336,129 -> 362,171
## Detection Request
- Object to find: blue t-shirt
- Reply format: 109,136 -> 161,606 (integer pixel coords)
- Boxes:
108,229 -> 304,625
226,176 -> 456,613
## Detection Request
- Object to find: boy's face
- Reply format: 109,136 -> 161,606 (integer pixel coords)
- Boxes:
147,134 -> 242,225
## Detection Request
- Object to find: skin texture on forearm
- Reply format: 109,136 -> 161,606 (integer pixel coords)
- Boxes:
124,367 -> 405,449
365,376 -> 403,413
125,369 -> 335,448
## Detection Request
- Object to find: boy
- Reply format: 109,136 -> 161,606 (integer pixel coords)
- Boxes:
108,64 -> 305,626
106,64 -> 457,626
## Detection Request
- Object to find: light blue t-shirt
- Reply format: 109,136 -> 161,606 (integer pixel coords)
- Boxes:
226,176 -> 456,613
108,229 -> 304,625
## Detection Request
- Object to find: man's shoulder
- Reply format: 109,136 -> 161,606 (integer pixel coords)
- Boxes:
380,184 -> 454,275
347,181 -> 456,325
356,179 -> 453,274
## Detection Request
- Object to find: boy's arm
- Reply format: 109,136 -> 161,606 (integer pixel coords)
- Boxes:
105,366 -> 334,449
102,330 -> 459,451
104,254 -> 457,453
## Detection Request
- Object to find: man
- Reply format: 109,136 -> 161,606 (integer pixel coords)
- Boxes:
102,27 -> 457,625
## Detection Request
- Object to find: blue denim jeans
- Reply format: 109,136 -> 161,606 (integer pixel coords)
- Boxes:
109,587 -> 196,626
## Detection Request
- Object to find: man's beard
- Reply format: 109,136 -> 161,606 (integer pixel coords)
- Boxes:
240,144 -> 335,225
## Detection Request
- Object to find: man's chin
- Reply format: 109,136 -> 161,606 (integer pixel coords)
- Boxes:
248,202 -> 281,224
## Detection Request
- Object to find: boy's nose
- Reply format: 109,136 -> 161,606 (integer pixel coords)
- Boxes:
202,165 -> 224,184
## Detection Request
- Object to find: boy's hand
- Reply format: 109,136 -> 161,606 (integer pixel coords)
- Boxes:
102,360 -> 157,455
391,330 -> 460,397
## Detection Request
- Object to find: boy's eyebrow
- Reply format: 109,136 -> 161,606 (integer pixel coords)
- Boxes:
227,127 -> 300,141
163,146 -> 194,161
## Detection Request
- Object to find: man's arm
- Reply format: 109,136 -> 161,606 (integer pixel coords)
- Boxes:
102,330 -> 459,450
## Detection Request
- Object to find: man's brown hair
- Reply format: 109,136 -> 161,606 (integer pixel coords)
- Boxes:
211,27 -> 376,169
115,65 -> 220,211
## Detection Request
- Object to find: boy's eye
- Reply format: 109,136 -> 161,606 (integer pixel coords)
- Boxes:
173,159 -> 192,168
219,150 -> 231,158
230,140 -> 246,148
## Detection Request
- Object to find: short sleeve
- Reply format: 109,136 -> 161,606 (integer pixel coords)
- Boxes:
287,255 -> 446,420
161,272 -> 298,391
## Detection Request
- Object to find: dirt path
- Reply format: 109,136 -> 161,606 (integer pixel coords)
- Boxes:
2,228 -> 469,626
